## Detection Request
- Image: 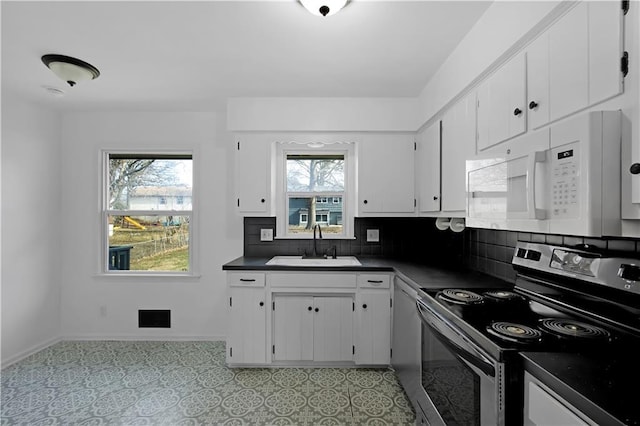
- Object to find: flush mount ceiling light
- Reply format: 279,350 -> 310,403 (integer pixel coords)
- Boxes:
41,54 -> 100,87
299,0 -> 348,17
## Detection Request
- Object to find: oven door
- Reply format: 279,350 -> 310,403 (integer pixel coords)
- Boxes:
416,298 -> 506,426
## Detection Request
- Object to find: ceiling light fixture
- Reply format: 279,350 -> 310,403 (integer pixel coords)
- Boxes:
41,54 -> 100,87
299,0 -> 348,17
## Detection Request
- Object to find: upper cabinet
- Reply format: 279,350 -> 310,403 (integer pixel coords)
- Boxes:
527,2 -> 624,131
478,1 -> 625,151
441,92 -> 477,213
477,52 -> 527,151
235,134 -> 271,215
416,121 -> 441,214
357,134 -> 415,215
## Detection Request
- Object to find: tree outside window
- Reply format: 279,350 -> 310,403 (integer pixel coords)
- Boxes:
105,153 -> 193,273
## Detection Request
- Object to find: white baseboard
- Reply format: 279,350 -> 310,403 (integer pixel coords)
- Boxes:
1,336 -> 62,370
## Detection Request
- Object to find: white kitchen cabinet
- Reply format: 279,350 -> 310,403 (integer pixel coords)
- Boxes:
477,52 -> 527,152
526,32 -> 551,131
354,274 -> 392,365
548,2 -> 589,123
357,134 -> 415,215
441,91 -> 477,213
226,273 -> 267,365
527,1 -> 623,132
272,295 -> 353,362
235,134 -> 271,215
524,372 -> 596,426
588,1 -> 625,106
416,121 -> 441,214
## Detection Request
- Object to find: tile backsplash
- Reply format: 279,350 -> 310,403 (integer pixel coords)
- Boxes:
243,217 -> 640,284
464,228 -> 640,283
244,217 -> 465,266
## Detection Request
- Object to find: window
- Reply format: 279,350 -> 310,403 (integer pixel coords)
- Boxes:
104,152 -> 193,274
275,140 -> 355,238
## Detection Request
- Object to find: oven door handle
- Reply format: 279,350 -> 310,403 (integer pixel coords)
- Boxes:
417,298 -> 496,378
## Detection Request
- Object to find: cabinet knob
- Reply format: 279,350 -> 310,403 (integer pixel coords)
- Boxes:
363,199 -> 368,204
261,198 -> 265,203
513,108 -> 523,116
362,304 -> 368,309
259,301 -> 264,307
314,307 -> 319,313
433,196 -> 438,201
308,306 -> 313,311
528,101 -> 539,110
631,163 -> 640,175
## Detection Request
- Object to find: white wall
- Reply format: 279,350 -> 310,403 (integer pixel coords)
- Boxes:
228,97 -> 420,131
1,96 -> 62,366
59,111 -> 242,340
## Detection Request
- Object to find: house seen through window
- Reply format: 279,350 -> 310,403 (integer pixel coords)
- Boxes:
105,153 -> 193,273
286,154 -> 344,236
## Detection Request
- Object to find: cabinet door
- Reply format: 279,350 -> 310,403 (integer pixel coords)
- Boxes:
588,1 -> 624,105
313,297 -> 354,362
355,290 -> 391,365
358,134 -> 415,214
416,121 -> 441,213
442,92 -> 477,212
227,287 -> 267,364
235,135 -> 270,214
548,3 -> 589,122
272,296 -> 314,361
527,32 -> 550,130
477,52 -> 526,151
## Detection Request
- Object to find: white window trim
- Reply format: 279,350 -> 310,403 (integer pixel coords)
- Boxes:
274,139 -> 355,239
99,149 -> 199,276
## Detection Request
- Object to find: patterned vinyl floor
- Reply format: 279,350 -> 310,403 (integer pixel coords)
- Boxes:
0,341 -> 415,425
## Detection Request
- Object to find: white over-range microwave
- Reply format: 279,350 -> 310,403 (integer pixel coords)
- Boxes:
465,110 -> 621,236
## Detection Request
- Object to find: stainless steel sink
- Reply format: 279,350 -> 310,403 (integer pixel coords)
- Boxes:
266,256 -> 361,267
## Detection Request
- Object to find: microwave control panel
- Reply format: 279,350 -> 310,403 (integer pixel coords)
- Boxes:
550,144 -> 580,218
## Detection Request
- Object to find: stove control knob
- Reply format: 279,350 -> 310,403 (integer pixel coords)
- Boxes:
618,264 -> 640,281
572,255 -> 582,264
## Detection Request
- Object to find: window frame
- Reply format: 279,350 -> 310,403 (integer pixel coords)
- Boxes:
100,150 -> 197,276
275,140 -> 355,239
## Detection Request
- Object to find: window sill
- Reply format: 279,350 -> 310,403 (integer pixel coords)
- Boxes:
95,272 -> 201,279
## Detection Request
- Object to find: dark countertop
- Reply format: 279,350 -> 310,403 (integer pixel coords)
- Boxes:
222,256 -> 510,291
522,351 -> 640,426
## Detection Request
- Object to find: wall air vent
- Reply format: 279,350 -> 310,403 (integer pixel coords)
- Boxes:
138,310 -> 171,328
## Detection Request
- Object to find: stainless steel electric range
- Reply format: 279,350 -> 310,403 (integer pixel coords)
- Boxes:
415,241 -> 640,426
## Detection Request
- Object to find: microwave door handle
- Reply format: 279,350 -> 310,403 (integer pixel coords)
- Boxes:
527,150 -> 547,220
417,301 -> 495,377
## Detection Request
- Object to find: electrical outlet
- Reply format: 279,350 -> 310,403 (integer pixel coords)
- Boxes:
260,228 -> 274,242
366,229 -> 380,242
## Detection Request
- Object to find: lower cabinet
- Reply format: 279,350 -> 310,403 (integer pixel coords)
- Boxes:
226,273 -> 267,365
226,270 -> 392,367
273,295 -> 353,362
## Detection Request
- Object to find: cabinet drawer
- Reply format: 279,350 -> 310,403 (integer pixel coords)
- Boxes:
227,272 -> 265,287
358,274 -> 390,289
269,273 -> 356,288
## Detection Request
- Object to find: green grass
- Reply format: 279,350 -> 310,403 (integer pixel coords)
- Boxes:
131,247 -> 189,271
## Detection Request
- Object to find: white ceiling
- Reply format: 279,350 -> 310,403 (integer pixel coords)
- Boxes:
1,0 -> 492,112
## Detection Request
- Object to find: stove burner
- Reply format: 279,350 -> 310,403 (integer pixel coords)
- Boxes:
538,318 -> 611,341
438,289 -> 484,305
483,290 -> 527,303
487,322 -> 543,343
